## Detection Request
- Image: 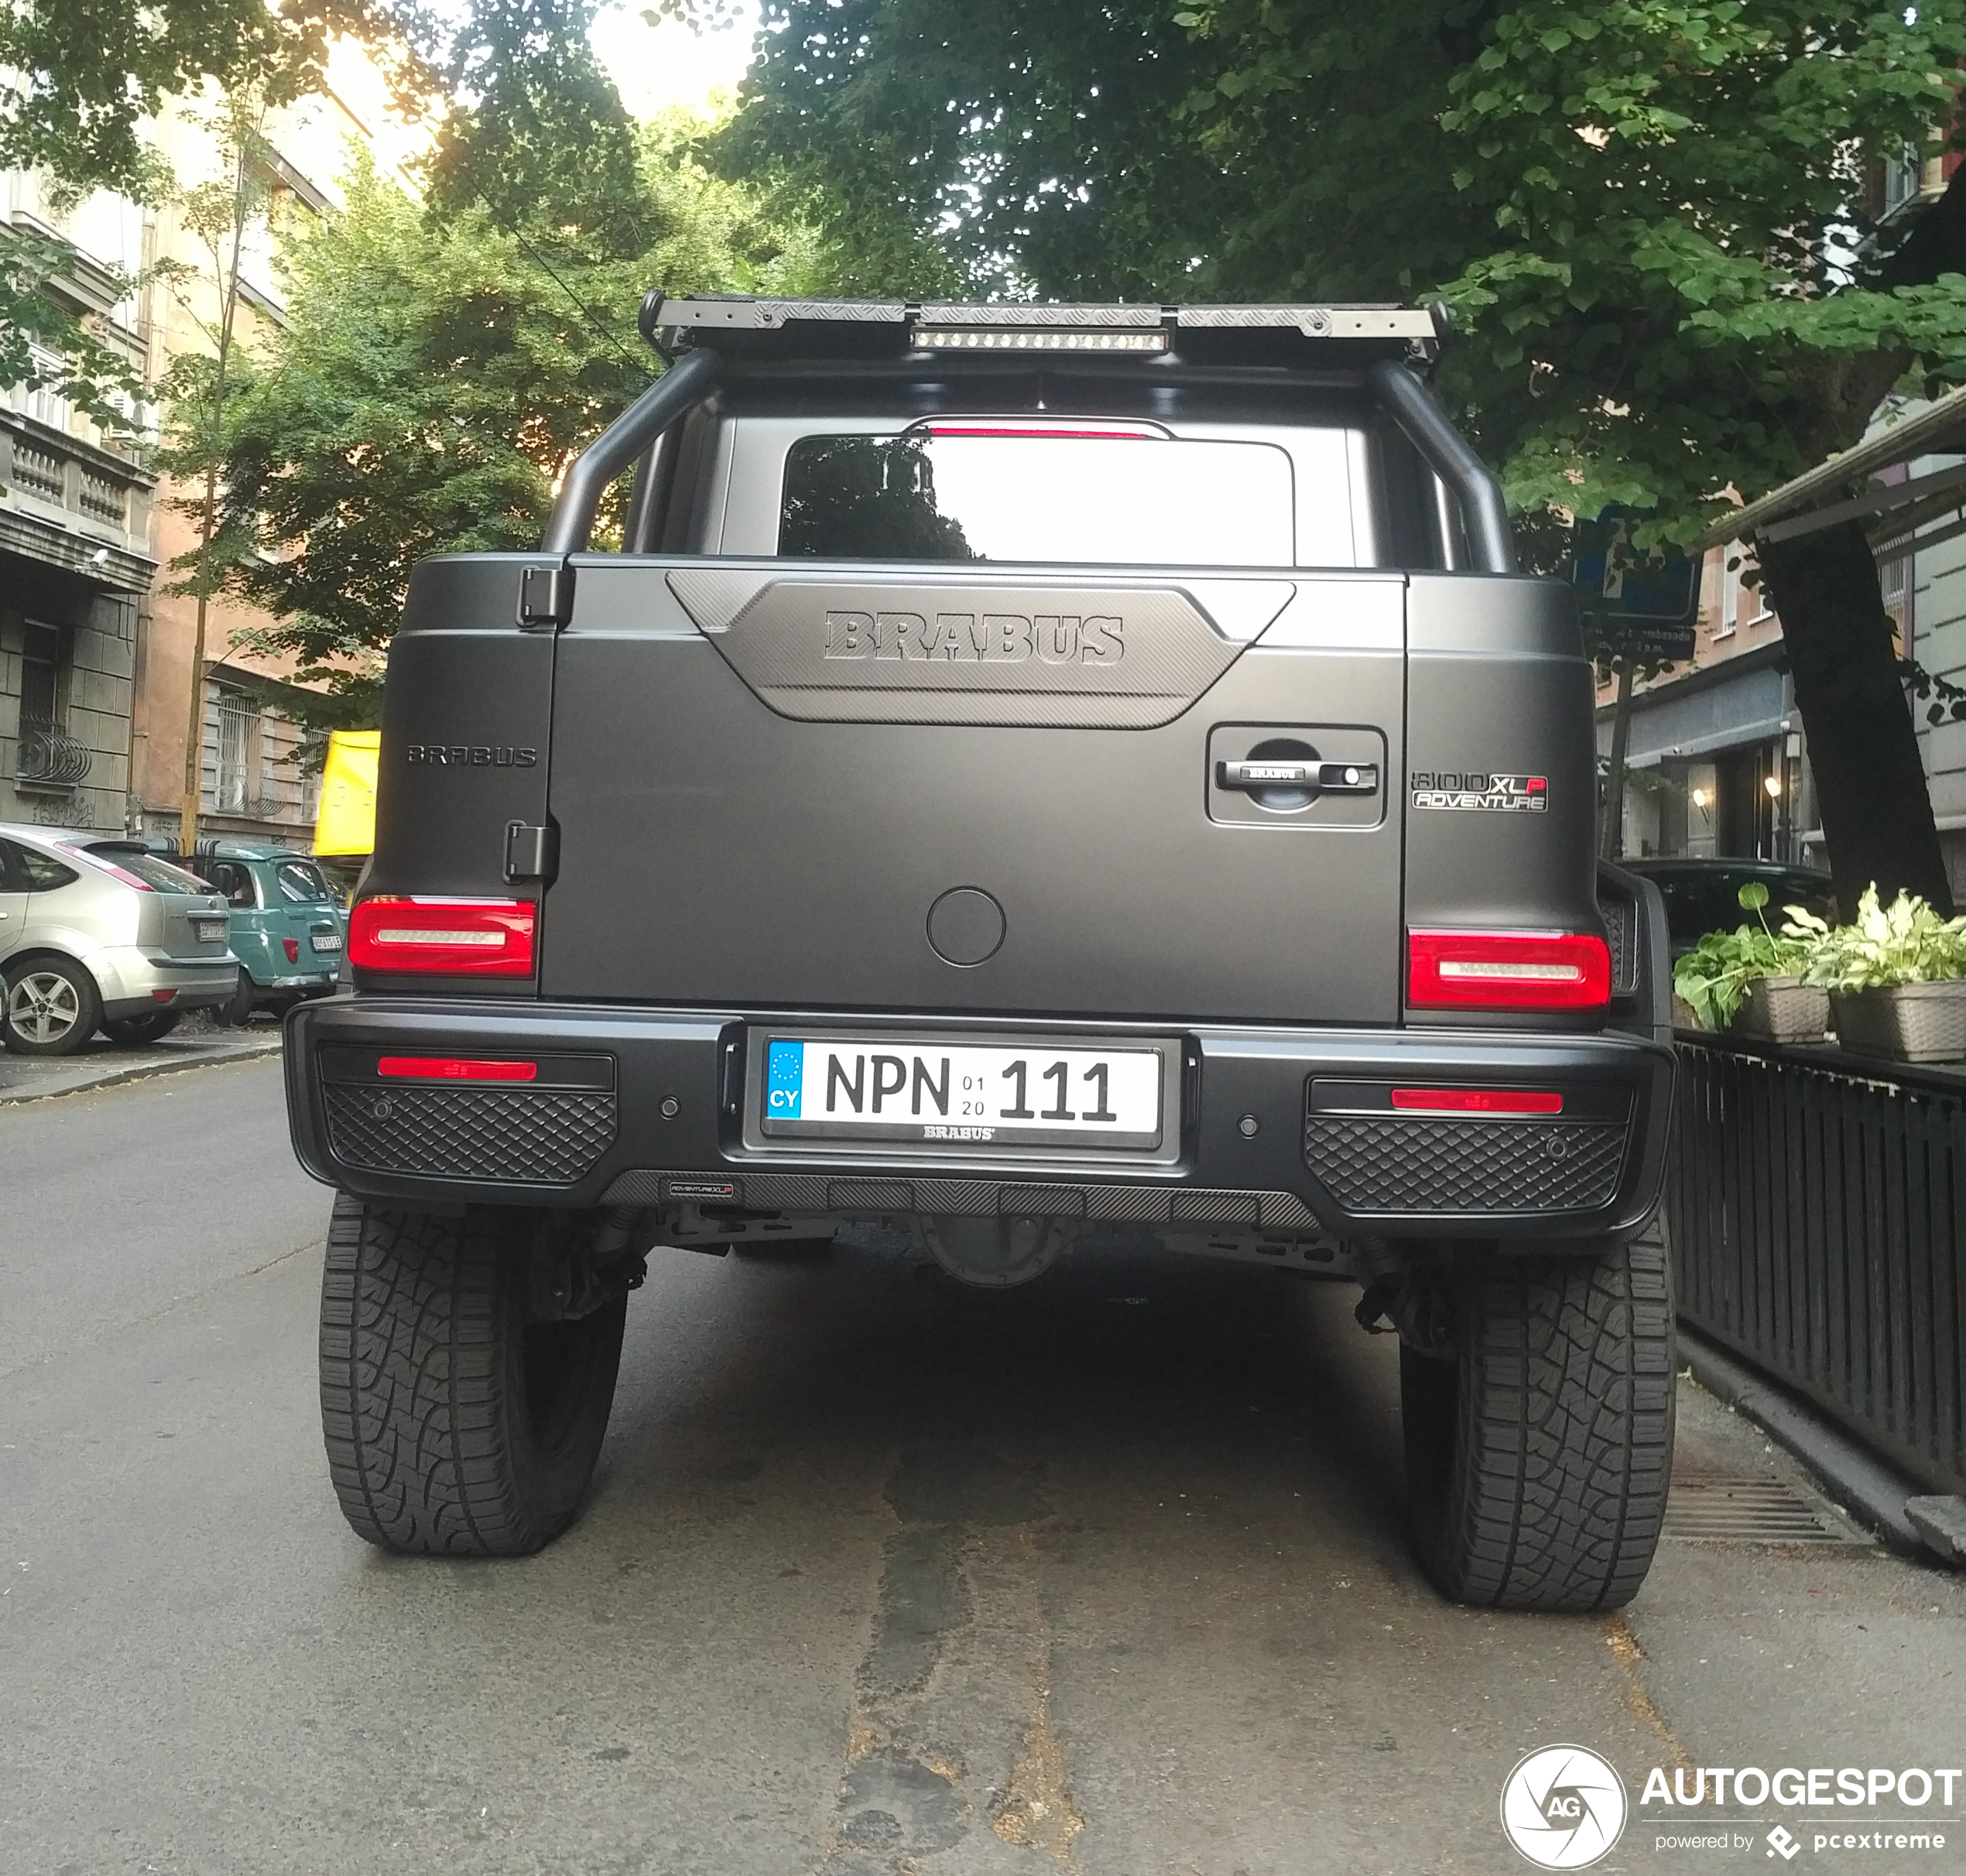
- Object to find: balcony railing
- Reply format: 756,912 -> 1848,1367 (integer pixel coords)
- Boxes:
15,721 -> 93,788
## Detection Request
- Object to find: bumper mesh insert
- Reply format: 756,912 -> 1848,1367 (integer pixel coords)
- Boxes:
1304,1114 -> 1626,1214
324,1083 -> 615,1184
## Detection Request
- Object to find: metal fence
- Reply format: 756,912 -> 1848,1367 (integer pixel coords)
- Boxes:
1668,1033 -> 1966,1497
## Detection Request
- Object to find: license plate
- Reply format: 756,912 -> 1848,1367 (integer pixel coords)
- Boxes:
311,933 -> 343,953
194,918 -> 226,943
760,1036 -> 1164,1150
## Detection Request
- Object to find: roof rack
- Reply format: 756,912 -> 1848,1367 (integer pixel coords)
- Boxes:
639,293 -> 1447,360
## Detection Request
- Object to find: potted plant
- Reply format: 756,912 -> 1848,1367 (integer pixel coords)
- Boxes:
1796,885 -> 1966,1063
1673,881 -> 1829,1041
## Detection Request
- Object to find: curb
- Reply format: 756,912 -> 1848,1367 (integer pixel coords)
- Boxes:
0,1033 -> 284,1104
1677,1325 -> 1939,1560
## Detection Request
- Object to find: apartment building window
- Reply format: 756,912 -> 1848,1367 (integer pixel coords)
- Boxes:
19,621 -> 63,730
1883,143 -> 1925,217
214,691 -> 259,813
18,346 -> 71,432
1881,553 -> 1910,656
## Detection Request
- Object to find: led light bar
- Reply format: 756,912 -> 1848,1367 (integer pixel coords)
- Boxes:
1407,930 -> 1612,1012
350,896 -> 537,977
916,328 -> 1168,353
1389,1087 -> 1566,1115
378,1056 -> 540,1082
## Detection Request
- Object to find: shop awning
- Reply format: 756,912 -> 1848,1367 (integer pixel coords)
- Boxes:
1690,380 -> 1966,555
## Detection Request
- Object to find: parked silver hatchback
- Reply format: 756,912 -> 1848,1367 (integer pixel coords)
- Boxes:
0,825 -> 240,1055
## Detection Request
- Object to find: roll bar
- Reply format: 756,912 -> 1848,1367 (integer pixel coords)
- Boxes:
1365,358 -> 1516,575
540,347 -> 725,556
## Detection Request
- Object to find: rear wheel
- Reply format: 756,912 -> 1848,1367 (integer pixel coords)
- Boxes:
101,1010 -> 181,1046
2,957 -> 101,1056
222,971 -> 256,1025
318,1195 -> 627,1556
1401,1220 -> 1675,1612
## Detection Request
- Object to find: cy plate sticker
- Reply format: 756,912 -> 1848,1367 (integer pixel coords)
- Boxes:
1411,770 -> 1549,813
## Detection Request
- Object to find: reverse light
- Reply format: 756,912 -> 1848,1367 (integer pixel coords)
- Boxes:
349,896 -> 536,977
1391,1087 -> 1565,1115
378,1056 -> 539,1082
1407,930 -> 1612,1012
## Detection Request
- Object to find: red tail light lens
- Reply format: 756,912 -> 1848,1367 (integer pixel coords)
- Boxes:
349,897 -> 536,977
1407,930 -> 1612,1012
378,1056 -> 539,1082
282,936 -> 301,963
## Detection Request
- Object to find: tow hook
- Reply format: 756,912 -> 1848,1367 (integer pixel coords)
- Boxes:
1351,1237 -> 1454,1357
526,1207 -> 649,1322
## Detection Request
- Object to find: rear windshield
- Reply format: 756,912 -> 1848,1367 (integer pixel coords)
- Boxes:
273,860 -> 334,903
779,431 -> 1294,566
74,845 -> 211,894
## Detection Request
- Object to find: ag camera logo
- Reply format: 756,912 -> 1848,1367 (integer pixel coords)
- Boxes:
1502,1745 -> 1629,1868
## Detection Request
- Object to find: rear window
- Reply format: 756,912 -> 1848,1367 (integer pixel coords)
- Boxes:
73,844 -> 210,895
779,430 -> 1295,566
273,860 -> 334,903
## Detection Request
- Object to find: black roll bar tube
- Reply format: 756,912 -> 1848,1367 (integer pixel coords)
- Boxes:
540,346 -> 725,556
1365,357 -> 1516,575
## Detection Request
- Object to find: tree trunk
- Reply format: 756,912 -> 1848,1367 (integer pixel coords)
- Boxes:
1600,658 -> 1635,860
1756,518 -> 1951,914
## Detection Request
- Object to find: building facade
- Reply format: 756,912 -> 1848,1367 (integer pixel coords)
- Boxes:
2,43 -> 421,848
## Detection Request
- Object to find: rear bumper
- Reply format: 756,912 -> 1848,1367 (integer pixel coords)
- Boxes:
91,947 -> 240,1017
284,997 -> 1675,1243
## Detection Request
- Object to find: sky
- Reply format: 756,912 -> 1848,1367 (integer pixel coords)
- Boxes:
589,2 -> 762,119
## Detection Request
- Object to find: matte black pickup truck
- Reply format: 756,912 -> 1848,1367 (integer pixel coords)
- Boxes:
286,296 -> 1677,1611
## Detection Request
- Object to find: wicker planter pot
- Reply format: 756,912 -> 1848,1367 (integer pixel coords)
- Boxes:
1733,975 -> 1831,1044
1830,981 -> 1966,1063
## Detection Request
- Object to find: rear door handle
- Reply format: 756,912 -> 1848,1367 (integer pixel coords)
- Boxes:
1216,759 -> 1379,793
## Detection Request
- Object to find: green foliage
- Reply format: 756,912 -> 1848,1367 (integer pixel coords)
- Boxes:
716,0 -> 1966,540
1672,879 -> 1812,1028
1796,885 -> 1966,991
194,122 -> 830,731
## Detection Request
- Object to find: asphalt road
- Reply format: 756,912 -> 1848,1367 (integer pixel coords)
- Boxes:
4,1056 -> 1964,1876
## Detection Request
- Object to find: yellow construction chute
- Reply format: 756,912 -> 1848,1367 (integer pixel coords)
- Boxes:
314,730 -> 380,857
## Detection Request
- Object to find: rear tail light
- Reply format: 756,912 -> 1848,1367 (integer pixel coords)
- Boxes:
1407,930 -> 1611,1012
283,936 -> 300,964
349,897 -> 536,977
378,1056 -> 539,1082
1390,1087 -> 1564,1114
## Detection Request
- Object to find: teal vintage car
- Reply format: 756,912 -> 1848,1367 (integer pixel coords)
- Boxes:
173,842 -> 346,1021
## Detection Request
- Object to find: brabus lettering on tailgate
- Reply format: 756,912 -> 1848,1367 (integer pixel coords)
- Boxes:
822,610 -> 1124,666
1410,771 -> 1548,813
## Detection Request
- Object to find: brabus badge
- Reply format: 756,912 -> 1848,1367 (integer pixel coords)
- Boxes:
1410,771 -> 1549,813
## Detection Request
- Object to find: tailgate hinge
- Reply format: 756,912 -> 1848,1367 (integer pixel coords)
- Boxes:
505,820 -> 560,885
517,562 -> 573,629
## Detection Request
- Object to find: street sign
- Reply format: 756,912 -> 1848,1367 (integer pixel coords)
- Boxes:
1571,508 -> 1699,660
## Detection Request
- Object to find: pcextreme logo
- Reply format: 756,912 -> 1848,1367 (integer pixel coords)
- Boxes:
1502,1745 -> 1629,1868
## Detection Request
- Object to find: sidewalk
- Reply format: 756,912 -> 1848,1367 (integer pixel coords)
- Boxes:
0,1012 -> 283,1103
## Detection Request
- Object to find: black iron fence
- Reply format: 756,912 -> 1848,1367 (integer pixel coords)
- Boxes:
1668,1033 -> 1966,1497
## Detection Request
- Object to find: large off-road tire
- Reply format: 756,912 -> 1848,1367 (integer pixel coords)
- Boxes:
1401,1220 -> 1675,1612
2,956 -> 102,1055
319,1194 -> 627,1556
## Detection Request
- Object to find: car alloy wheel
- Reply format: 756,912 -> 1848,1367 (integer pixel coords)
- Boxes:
7,968 -> 84,1045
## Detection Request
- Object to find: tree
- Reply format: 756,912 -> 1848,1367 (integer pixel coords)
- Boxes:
0,0 -> 635,415
718,0 -> 1966,910
198,119 -> 831,730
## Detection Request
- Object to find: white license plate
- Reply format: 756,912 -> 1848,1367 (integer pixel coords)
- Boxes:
194,919 -> 226,943
761,1036 -> 1164,1150
311,933 -> 343,953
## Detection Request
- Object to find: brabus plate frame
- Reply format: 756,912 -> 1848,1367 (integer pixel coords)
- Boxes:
738,1027 -> 1185,1167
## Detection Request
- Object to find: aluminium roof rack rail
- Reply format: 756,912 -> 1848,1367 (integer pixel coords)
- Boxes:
639,292 -> 1450,361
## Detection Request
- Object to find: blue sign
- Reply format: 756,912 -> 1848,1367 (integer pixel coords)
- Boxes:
1571,507 -> 1699,659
